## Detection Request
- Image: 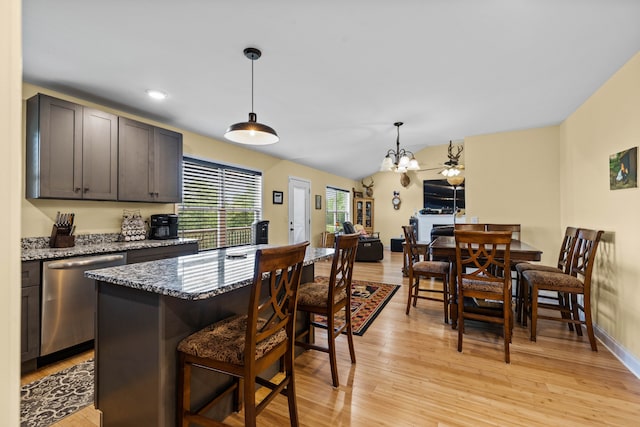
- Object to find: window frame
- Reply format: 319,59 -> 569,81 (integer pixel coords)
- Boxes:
325,186 -> 351,233
178,156 -> 263,250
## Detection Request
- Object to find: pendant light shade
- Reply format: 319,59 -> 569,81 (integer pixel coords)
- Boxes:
225,47 -> 279,145
225,112 -> 279,145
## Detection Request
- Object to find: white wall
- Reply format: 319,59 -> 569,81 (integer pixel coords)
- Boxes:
1,0 -> 22,424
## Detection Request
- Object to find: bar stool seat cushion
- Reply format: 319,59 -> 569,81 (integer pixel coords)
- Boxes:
177,314 -> 286,365
522,270 -> 583,292
298,281 -> 347,307
515,262 -> 562,275
413,260 -> 449,274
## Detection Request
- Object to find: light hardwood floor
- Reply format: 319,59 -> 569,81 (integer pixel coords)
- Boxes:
22,250 -> 640,426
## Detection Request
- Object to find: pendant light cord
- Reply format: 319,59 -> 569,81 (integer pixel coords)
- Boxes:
251,58 -> 254,114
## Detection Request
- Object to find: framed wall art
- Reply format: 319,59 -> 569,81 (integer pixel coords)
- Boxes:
315,195 -> 322,210
273,190 -> 283,204
609,147 -> 637,190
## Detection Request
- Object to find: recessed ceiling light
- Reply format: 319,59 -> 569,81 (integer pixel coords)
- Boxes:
146,89 -> 168,100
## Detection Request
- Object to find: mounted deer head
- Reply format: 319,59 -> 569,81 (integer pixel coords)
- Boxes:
400,172 -> 410,188
361,178 -> 374,197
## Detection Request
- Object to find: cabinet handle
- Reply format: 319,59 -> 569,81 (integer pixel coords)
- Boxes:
84,188 -> 89,193
74,187 -> 81,193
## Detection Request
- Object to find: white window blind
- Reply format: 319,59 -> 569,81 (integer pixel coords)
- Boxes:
325,187 -> 350,233
179,157 -> 262,250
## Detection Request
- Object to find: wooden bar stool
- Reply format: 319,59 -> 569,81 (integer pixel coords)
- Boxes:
295,233 -> 359,387
403,225 -> 451,323
523,228 -> 603,351
455,230 -> 513,362
515,226 -> 578,326
176,242 -> 309,427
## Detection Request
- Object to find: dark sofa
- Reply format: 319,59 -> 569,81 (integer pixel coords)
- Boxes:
342,221 -> 384,262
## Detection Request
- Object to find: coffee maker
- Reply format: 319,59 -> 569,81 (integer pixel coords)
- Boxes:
149,214 -> 179,239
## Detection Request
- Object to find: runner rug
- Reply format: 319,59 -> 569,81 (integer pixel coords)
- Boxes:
311,277 -> 400,336
20,359 -> 94,427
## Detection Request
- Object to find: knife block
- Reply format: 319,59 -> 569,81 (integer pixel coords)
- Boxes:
49,225 -> 75,248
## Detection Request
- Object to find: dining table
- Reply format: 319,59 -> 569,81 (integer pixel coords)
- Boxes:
429,235 -> 543,329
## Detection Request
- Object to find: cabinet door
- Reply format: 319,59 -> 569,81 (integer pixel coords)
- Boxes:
153,127 -> 183,203
21,261 -> 41,362
118,117 -> 154,201
21,286 -> 40,362
83,108 -> 118,200
365,200 -> 374,232
27,94 -> 83,199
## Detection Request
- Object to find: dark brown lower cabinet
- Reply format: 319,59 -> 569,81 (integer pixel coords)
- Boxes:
21,261 -> 41,372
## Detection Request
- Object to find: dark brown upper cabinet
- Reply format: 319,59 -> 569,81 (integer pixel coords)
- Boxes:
118,117 -> 183,203
26,94 -> 118,200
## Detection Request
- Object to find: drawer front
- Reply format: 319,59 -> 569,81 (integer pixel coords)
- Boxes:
22,261 -> 41,288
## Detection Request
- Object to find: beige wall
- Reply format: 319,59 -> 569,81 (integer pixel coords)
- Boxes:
373,127 -> 562,271
2,0 -> 21,424
560,52 -> 640,359
21,84 -> 356,246
464,126 -> 561,267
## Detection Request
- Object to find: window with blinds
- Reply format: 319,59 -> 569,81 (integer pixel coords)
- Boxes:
325,187 -> 350,233
179,157 -> 262,250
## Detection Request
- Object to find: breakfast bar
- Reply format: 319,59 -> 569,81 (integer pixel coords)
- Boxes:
86,245 -> 333,427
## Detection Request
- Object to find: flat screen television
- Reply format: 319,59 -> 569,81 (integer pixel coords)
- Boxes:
422,179 -> 465,214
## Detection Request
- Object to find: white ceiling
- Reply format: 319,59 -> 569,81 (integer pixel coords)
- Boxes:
22,0 -> 640,180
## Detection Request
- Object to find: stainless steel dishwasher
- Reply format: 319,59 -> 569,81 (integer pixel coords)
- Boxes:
41,253 -> 127,356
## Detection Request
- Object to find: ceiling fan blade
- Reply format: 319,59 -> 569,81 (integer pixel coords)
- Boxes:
416,166 -> 445,172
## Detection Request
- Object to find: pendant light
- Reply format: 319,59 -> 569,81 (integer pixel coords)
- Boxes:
225,47 -> 279,145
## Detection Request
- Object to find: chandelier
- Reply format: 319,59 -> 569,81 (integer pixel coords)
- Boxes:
380,122 -> 420,173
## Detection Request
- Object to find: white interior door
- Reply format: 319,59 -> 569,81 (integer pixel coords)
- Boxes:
288,177 -> 310,244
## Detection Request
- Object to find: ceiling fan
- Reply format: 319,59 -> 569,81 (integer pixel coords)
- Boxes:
419,141 -> 465,176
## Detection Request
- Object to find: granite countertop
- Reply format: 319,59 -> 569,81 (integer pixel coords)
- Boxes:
85,246 -> 334,300
22,236 -> 198,262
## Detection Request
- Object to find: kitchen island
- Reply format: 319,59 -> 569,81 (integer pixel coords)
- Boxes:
86,245 -> 333,427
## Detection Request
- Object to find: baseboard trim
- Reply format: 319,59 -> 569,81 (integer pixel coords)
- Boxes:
594,324 -> 640,379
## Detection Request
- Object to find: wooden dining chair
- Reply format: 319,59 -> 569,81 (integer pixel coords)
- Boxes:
295,233 -> 359,387
522,228 -> 603,351
176,241 -> 309,427
515,226 -> 579,326
486,224 -> 521,307
486,224 -> 521,240
454,223 -> 486,231
403,225 -> 451,323
455,230 -> 513,363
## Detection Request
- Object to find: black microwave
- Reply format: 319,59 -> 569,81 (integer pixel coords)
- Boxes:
149,214 -> 179,240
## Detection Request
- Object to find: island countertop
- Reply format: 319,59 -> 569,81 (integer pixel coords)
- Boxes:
85,245 -> 334,300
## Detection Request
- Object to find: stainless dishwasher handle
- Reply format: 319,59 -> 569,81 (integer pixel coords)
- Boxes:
47,254 -> 126,269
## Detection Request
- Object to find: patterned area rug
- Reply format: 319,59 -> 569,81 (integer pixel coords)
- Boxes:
21,359 -> 94,427
312,277 -> 400,336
